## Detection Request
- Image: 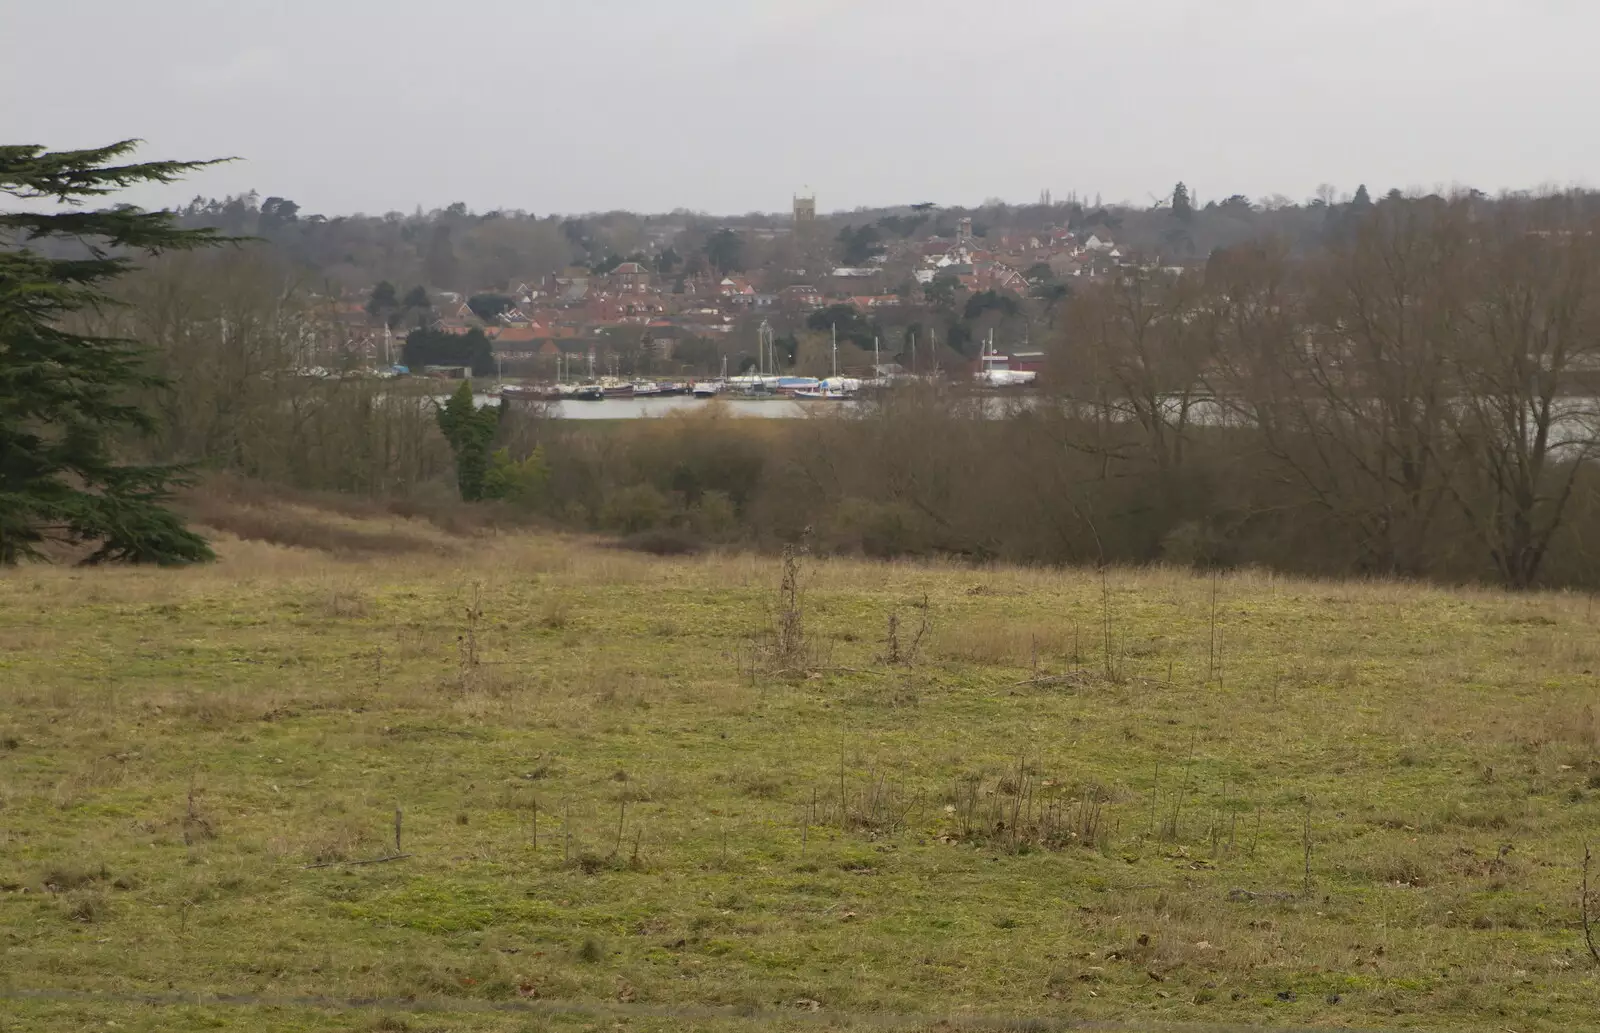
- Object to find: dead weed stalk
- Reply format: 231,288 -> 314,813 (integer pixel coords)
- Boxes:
880,593 -> 931,666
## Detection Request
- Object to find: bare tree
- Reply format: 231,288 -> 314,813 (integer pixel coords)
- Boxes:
1443,199 -> 1600,588
1063,268 -> 1212,480
1276,198 -> 1467,576
118,247 -> 447,494
1200,238 -> 1300,436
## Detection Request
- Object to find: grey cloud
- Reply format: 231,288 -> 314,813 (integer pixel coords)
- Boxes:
1,0 -> 1594,215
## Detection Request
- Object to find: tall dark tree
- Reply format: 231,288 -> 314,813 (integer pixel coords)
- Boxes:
366,280 -> 398,321
467,293 -> 514,323
806,303 -> 877,348
397,285 -> 433,330
704,228 -> 744,275
1352,184 -> 1373,208
0,140 -> 224,564
945,319 -> 974,355
1033,281 -> 1071,325
963,289 -> 1018,321
434,380 -> 503,502
403,327 -> 494,376
837,224 -> 885,265
258,196 -> 300,233
1171,181 -> 1194,222
924,273 -> 960,311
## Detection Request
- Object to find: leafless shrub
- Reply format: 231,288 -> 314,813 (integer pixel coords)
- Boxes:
453,583 -> 484,690
880,593 -> 931,666
755,539 -> 828,676
774,543 -> 806,668
182,781 -> 215,845
1584,844 -> 1600,966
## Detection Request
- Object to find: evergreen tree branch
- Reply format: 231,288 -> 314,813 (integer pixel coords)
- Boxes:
0,141 -> 233,201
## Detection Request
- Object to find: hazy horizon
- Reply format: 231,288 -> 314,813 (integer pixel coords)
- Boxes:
5,0 -> 1597,217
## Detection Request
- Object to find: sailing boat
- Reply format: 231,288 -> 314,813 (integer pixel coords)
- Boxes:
572,346 -> 605,399
974,331 -> 1036,387
797,324 -> 860,400
692,355 -> 727,398
795,327 -> 857,400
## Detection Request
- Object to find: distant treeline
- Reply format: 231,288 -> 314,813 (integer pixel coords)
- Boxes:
168,185 -> 1397,296
114,190 -> 1600,590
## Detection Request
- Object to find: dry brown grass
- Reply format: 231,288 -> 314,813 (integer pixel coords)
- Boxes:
180,491 -> 454,556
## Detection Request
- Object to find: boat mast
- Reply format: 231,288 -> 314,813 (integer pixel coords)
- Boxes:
758,318 -> 774,377
831,323 -> 838,378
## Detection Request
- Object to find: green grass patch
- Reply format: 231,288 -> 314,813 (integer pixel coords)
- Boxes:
3,525 -> 1600,1031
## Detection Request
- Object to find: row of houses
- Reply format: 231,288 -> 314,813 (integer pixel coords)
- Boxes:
907,220 -> 1128,287
393,262 -> 913,362
332,219 -> 1139,367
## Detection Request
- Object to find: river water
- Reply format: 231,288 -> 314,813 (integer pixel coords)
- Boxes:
464,393 -> 1600,449
479,395 -> 850,419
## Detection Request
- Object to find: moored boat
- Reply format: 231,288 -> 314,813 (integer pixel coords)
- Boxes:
499,384 -> 557,400
775,376 -> 820,396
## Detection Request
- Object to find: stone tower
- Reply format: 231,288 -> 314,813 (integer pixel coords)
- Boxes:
793,190 -> 816,225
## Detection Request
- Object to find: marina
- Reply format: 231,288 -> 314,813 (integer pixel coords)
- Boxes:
443,325 -> 1049,418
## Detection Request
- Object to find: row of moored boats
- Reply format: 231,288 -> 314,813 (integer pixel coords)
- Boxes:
496,375 -> 872,402
497,380 -> 692,401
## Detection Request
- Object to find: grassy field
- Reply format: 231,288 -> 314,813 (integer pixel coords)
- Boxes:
3,497 -> 1600,1032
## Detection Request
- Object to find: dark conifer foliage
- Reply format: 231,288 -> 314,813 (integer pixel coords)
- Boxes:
0,140 -> 226,564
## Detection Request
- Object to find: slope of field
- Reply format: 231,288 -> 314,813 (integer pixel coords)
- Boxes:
3,501 -> 1599,1032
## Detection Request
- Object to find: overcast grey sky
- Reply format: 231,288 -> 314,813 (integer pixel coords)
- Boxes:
4,1 -> 1595,216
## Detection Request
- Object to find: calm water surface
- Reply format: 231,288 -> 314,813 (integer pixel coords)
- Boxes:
477,395 -> 852,419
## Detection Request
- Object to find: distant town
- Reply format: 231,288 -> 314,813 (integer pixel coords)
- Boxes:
244,187 -> 1204,392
